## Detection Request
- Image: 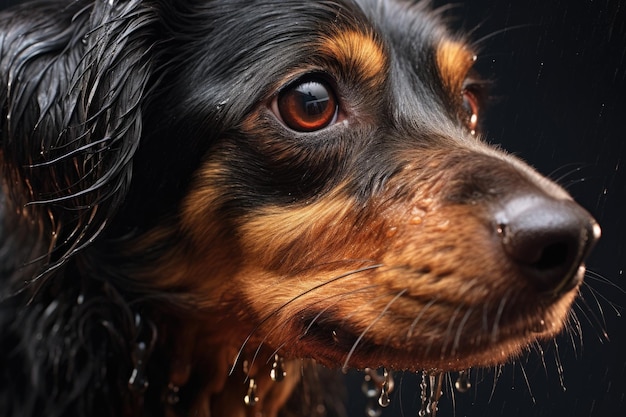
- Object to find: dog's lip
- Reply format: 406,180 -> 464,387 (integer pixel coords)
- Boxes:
294,294 -> 574,372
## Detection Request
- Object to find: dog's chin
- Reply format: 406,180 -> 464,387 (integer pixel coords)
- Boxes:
267,283 -> 579,373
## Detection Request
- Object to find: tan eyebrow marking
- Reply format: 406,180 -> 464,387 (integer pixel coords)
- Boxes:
436,39 -> 476,91
318,30 -> 387,86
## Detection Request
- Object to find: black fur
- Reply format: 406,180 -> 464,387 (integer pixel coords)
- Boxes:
0,1 -> 385,415
1,4 -> 157,412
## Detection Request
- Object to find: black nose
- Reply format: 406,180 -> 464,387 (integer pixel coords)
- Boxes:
495,195 -> 600,294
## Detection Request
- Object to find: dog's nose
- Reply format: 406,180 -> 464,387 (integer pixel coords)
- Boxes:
495,195 -> 600,294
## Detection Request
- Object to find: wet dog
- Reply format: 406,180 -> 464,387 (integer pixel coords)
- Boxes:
0,0 -> 599,416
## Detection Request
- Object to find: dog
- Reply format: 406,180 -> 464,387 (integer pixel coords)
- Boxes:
0,0 -> 600,416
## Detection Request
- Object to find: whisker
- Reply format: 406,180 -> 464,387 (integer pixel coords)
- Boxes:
440,305 -> 463,357
566,308 -> 584,353
560,177 -> 591,190
471,24 -> 533,47
452,307 -> 474,354
266,342 -> 288,365
229,263 -> 383,375
552,339 -> 566,391
546,162 -> 585,184
490,289 -> 512,342
487,364 -> 504,403
572,297 -> 610,343
244,342 -> 268,382
585,269 -> 626,298
341,288 -> 407,372
584,283 -> 622,318
406,298 -> 438,340
446,371 -> 456,417
298,284 -> 383,338
577,286 -> 610,337
533,341 -> 548,377
518,360 -> 536,404
335,287 -> 394,325
269,284 -> 383,357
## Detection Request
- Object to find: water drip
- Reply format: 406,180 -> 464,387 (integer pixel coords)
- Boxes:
417,371 -> 443,417
243,378 -> 258,406
270,354 -> 286,382
165,383 -> 180,405
362,368 -> 395,416
128,341 -> 149,393
361,370 -> 380,399
378,368 -> 393,407
365,403 -> 383,417
454,370 -> 471,393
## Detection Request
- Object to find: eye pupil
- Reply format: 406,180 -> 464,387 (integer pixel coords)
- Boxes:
277,80 -> 338,132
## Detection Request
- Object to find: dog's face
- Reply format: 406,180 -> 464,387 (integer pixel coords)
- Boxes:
122,0 -> 599,372
0,0 -> 599,415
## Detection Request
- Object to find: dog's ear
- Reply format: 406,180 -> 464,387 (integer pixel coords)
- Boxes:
0,0 -> 156,274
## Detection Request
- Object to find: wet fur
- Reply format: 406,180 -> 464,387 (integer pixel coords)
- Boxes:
0,1 -> 597,416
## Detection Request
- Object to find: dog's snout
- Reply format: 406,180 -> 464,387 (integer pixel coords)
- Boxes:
495,195 -> 600,294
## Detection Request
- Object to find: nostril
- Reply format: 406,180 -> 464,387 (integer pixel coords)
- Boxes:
496,195 -> 599,294
533,242 -> 571,271
498,222 -> 578,269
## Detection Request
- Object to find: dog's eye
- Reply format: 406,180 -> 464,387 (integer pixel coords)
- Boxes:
461,88 -> 480,134
274,80 -> 338,132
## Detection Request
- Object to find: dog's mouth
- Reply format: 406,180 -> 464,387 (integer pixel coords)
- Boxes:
276,271 -> 583,373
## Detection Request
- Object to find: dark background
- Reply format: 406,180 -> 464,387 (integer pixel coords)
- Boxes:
1,0 -> 625,416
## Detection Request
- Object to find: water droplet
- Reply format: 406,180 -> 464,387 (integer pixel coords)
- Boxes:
165,383 -> 180,405
270,354 -> 286,382
410,207 -> 426,225
418,371 -> 444,417
216,99 -> 229,111
386,227 -> 398,237
418,372 -> 428,416
243,378 -> 258,406
128,366 -> 149,393
128,341 -> 149,393
378,368 -> 393,407
366,403 -> 383,417
378,388 -> 391,407
362,368 -> 381,398
454,370 -> 471,393
242,359 -> 251,375
428,372 -> 443,417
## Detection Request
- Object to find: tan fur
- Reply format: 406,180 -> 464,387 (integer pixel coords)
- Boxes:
436,39 -> 476,91
318,30 -> 388,87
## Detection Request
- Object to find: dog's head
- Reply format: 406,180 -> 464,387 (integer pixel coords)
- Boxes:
0,0 -> 599,415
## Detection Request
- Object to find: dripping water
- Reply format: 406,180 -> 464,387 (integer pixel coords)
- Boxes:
270,354 -> 286,382
418,371 -> 443,417
378,368 -> 393,407
454,369 -> 471,393
362,368 -> 394,417
244,378 -> 258,407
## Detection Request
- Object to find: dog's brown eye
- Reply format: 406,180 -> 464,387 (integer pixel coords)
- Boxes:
461,88 -> 479,134
276,80 -> 338,132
